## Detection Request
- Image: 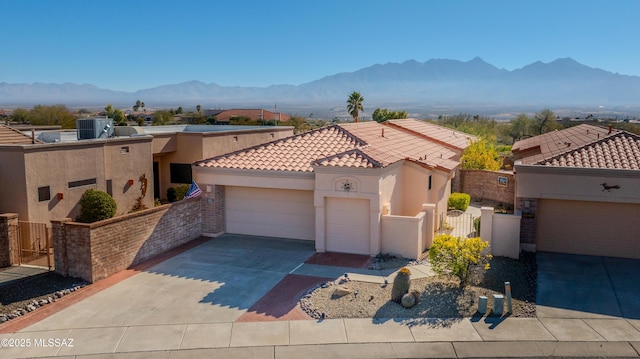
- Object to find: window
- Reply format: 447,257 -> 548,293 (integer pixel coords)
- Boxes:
38,186 -> 51,202
428,175 -> 432,190
106,179 -> 113,196
169,163 -> 192,184
68,178 -> 97,188
121,146 -> 130,154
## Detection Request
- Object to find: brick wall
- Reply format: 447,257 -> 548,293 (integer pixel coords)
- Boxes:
0,213 -> 19,267
459,170 -> 515,206
53,198 -> 202,283
201,185 -> 225,235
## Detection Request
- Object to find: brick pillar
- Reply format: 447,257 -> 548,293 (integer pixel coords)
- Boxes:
0,213 -> 19,267
51,218 -> 71,277
201,184 -> 225,236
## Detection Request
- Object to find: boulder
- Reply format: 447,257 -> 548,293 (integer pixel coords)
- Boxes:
332,285 -> 352,298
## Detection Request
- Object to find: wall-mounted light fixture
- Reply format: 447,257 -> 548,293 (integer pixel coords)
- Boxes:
524,200 -> 531,208
127,179 -> 134,186
57,193 -> 64,200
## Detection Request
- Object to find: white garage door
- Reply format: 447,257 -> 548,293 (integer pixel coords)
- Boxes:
226,186 -> 315,241
325,197 -> 370,255
537,199 -> 640,259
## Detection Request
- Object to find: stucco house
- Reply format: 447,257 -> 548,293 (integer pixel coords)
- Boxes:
513,124 -> 640,259
193,119 -> 475,259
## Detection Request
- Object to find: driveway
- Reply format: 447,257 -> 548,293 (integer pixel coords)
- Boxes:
22,234 -> 316,331
537,252 -> 640,319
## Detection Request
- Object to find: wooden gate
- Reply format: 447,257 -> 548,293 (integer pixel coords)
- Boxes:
17,221 -> 53,269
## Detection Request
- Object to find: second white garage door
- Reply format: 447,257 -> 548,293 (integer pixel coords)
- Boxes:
226,186 -> 315,241
537,199 -> 640,259
325,197 -> 371,255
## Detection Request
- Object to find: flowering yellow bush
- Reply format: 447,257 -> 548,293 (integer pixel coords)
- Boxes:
428,234 -> 492,287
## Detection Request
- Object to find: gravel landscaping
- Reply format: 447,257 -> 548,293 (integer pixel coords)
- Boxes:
0,272 -> 87,323
300,252 -> 536,320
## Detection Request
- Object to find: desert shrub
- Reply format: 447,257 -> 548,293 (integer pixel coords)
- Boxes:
428,234 -> 492,287
391,267 -> 411,303
167,187 -> 177,202
448,192 -> 471,211
175,184 -> 190,200
77,189 -> 117,223
473,217 -> 481,234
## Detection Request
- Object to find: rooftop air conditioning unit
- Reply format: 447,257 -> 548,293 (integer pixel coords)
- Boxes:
76,118 -> 115,140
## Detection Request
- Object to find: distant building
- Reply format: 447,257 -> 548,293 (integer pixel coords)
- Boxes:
202,109 -> 291,124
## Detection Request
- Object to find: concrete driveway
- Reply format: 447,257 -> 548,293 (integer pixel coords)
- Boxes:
23,234 -> 316,331
537,252 -> 640,319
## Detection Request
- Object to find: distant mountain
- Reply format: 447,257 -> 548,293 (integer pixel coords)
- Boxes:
2,58 -> 640,109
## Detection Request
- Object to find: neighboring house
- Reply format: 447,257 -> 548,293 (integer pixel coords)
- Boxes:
514,124 -> 640,259
0,123 -> 294,224
193,119 -> 474,258
0,124 -> 154,222
202,109 -> 291,124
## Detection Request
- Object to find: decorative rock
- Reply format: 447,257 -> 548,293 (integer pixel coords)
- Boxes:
0,316 -> 7,323
26,305 -> 36,312
7,313 -> 17,319
332,285 -> 352,298
401,293 -> 417,308
48,296 -> 54,303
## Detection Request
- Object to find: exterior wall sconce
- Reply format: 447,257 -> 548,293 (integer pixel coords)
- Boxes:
524,200 -> 531,208
128,179 -> 134,186
57,193 -> 64,200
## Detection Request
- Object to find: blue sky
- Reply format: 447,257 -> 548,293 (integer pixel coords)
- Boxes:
2,0 -> 639,92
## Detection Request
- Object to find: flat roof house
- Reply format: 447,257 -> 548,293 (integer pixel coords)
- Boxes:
194,119 -> 475,258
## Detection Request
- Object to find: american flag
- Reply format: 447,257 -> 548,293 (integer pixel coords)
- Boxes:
184,181 -> 202,199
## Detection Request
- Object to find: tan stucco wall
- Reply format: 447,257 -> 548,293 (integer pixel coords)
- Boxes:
0,149 -> 29,218
515,164 -> 640,205
153,127 -> 293,199
0,137 -> 153,223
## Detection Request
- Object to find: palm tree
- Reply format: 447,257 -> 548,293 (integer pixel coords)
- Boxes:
347,91 -> 364,122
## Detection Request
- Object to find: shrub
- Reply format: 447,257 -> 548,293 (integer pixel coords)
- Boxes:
473,217 -> 481,234
167,187 -> 177,202
428,234 -> 492,287
391,267 -> 411,303
175,184 -> 190,200
448,192 -> 471,211
77,189 -> 117,223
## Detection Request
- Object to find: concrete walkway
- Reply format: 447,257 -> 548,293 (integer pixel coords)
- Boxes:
2,236 -> 640,358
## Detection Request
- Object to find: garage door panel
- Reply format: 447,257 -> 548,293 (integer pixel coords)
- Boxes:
537,199 -> 640,259
325,198 -> 370,255
226,186 -> 315,241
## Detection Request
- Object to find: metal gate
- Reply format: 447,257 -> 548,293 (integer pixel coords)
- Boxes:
438,210 -> 477,238
17,221 -> 53,269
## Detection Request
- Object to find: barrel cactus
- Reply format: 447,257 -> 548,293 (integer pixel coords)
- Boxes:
391,267 -> 411,303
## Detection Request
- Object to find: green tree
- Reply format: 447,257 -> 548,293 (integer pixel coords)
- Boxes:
196,104 -> 201,113
346,91 -> 364,122
104,104 -> 127,125
534,109 -> 561,135
284,116 -> 312,134
152,110 -> 173,126
508,114 -> 534,143
429,234 -> 492,287
29,105 -> 76,128
460,139 -> 502,170
372,108 -> 408,123
11,108 -> 30,124
176,106 -> 183,114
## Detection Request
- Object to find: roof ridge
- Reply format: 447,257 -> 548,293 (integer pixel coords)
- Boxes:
536,130 -> 640,165
194,125 -> 361,166
335,124 -> 368,146
312,148 -> 383,168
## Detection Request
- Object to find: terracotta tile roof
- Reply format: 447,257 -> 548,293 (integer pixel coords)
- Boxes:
538,131 -> 640,169
195,121 -> 462,172
0,125 -> 41,144
386,119 -> 477,151
512,124 -> 612,164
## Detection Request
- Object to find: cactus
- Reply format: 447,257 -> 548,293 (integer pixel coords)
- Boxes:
391,267 -> 411,303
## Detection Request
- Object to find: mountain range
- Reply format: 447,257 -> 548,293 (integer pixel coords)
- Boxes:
2,58 -> 640,113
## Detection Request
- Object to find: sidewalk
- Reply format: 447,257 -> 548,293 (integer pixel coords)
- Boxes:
2,317 -> 639,358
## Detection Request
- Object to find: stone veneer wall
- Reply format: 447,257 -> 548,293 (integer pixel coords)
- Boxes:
517,197 -> 538,249
53,198 -> 202,283
201,184 -> 225,235
459,170 -> 515,206
0,213 -> 19,267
